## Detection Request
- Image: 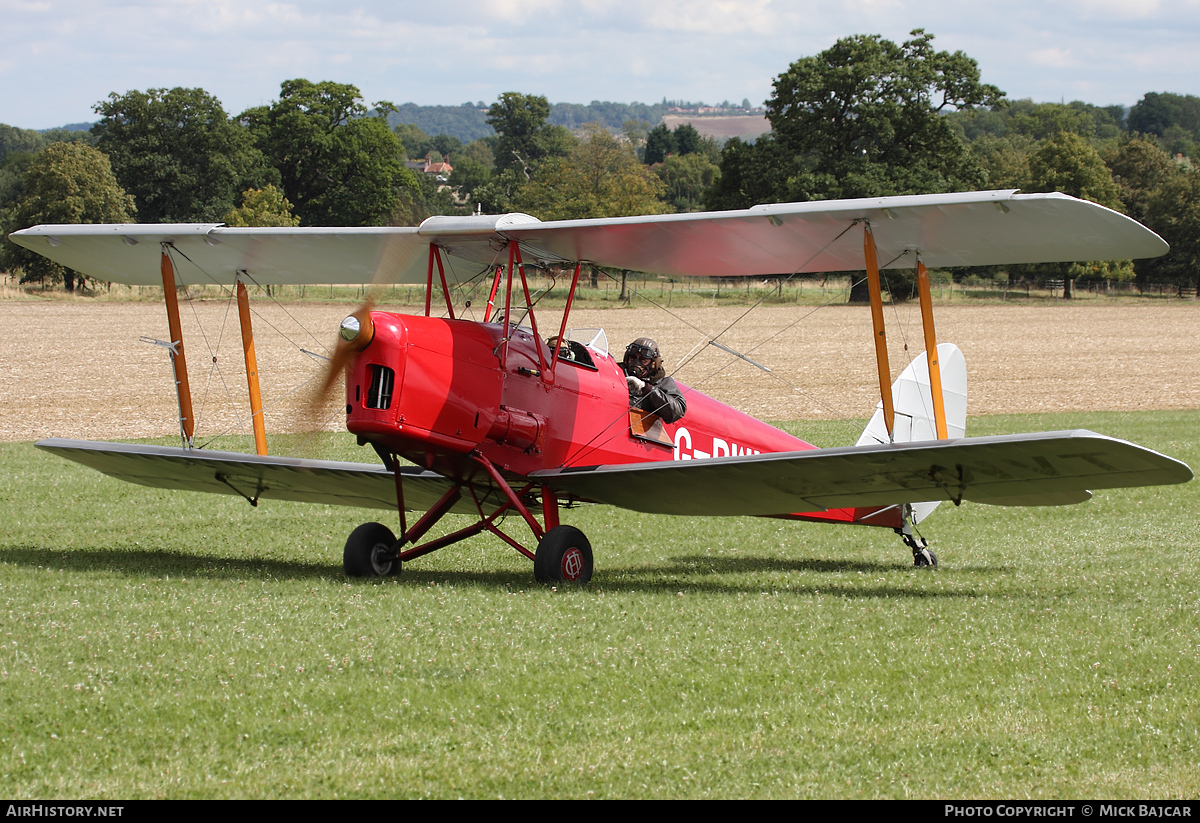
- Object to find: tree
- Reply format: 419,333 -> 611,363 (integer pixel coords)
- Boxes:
1026,133 -> 1131,286
644,123 -> 716,166
1028,133 -> 1123,209
704,137 -> 793,212
1106,137 -> 1181,225
673,123 -> 704,156
622,120 -> 652,160
1,142 -> 136,291
93,87 -> 273,223
1140,169 -> 1200,292
951,100 -> 1124,143
709,30 -> 1002,301
970,133 -> 1035,190
473,93 -> 574,213
764,29 -> 1002,202
242,80 -> 421,226
0,124 -> 49,166
654,153 -> 721,212
222,185 -> 300,227
706,31 -> 1002,207
514,125 -> 667,221
644,123 -> 676,165
1128,93 -> 1200,159
486,93 -> 573,179
1128,93 -> 1200,142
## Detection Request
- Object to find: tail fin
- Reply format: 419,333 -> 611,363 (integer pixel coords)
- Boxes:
856,343 -> 967,523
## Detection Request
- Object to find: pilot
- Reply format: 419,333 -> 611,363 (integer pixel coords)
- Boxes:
622,337 -> 686,423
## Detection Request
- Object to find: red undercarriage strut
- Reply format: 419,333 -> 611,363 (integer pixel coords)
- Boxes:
387,450 -> 556,565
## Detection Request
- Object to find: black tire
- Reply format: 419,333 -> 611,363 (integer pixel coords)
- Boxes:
913,547 -> 938,568
534,525 -> 593,585
344,522 -> 400,577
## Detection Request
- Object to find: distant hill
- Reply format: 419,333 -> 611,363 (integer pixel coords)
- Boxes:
385,104 -> 494,143
385,100 -> 758,142
14,101 -> 764,149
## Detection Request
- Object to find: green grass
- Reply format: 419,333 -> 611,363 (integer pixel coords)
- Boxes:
1,411 -> 1197,798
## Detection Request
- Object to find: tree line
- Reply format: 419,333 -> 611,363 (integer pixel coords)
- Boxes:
3,30 -> 1199,294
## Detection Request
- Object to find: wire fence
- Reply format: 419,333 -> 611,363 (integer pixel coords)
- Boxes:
3,270 -> 1197,305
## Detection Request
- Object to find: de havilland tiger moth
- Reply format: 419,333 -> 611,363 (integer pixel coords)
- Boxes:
9,190 -> 1193,583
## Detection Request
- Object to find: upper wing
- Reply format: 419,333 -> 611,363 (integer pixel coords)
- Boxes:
36,438 -> 501,514
504,190 -> 1168,279
8,191 -> 1167,285
532,430 -> 1192,517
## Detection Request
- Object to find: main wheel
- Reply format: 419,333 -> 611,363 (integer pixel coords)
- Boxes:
913,547 -> 938,568
344,522 -> 400,577
534,525 -> 593,585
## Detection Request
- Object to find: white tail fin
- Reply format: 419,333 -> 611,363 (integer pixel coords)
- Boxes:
856,343 -> 967,523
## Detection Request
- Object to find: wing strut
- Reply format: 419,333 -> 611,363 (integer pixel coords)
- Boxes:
160,246 -> 195,448
235,272 -> 268,455
915,259 -> 949,440
548,262 -> 583,382
863,224 -> 895,440
425,244 -> 456,319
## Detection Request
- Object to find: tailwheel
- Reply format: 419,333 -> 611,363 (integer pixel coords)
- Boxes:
344,522 -> 402,577
900,531 -> 937,568
534,525 -> 593,585
913,546 -> 938,568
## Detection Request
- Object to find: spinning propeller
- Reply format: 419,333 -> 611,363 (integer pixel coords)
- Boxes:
306,229 -> 412,425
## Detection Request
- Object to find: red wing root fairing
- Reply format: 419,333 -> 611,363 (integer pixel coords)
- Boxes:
12,190 -> 1191,582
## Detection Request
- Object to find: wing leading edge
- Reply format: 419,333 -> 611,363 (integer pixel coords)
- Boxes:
532,430 -> 1192,517
35,438 -> 499,514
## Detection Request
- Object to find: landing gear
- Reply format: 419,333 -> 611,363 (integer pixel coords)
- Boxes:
344,522 -> 401,577
535,525 -> 593,585
351,448 -> 591,583
899,530 -> 937,567
899,505 -> 937,568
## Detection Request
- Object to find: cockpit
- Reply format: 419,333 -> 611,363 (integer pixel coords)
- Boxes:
550,328 -> 608,371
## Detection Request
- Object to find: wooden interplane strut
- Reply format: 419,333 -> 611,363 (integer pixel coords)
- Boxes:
862,224 -> 895,439
916,260 -> 949,440
235,273 -> 268,455
159,248 -> 195,447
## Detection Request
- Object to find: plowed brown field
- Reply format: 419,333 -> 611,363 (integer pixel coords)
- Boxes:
2,300 -> 1197,443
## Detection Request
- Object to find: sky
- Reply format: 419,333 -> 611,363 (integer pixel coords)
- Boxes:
3,0 -> 1200,130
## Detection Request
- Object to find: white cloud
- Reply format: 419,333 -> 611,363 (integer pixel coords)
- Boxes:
1029,47 -> 1075,68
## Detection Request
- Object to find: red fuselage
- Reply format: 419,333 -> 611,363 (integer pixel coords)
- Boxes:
345,313 -> 897,528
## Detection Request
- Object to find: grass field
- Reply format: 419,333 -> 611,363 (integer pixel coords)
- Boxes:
1,410 -> 1196,798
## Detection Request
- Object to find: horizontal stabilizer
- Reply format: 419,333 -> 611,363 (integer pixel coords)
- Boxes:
534,430 -> 1191,517
35,438 -> 494,514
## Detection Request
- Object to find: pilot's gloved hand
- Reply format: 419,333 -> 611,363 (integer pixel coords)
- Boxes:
626,374 -> 646,393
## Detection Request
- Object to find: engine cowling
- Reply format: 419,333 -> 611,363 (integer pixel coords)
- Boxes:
345,314 -> 504,464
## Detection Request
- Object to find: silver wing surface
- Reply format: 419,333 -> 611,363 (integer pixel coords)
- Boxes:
36,438 -> 500,514
8,191 -> 1167,286
532,431 -> 1192,516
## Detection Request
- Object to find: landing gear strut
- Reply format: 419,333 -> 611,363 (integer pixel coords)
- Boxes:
343,449 -> 593,584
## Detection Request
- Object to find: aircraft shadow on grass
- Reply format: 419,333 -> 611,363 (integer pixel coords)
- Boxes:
1,545 -> 1010,599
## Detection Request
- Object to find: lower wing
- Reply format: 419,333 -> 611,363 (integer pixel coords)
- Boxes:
532,430 -> 1192,516
37,431 -> 1192,521
35,438 -> 496,514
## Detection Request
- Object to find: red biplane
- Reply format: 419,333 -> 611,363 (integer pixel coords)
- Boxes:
10,190 -> 1192,583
